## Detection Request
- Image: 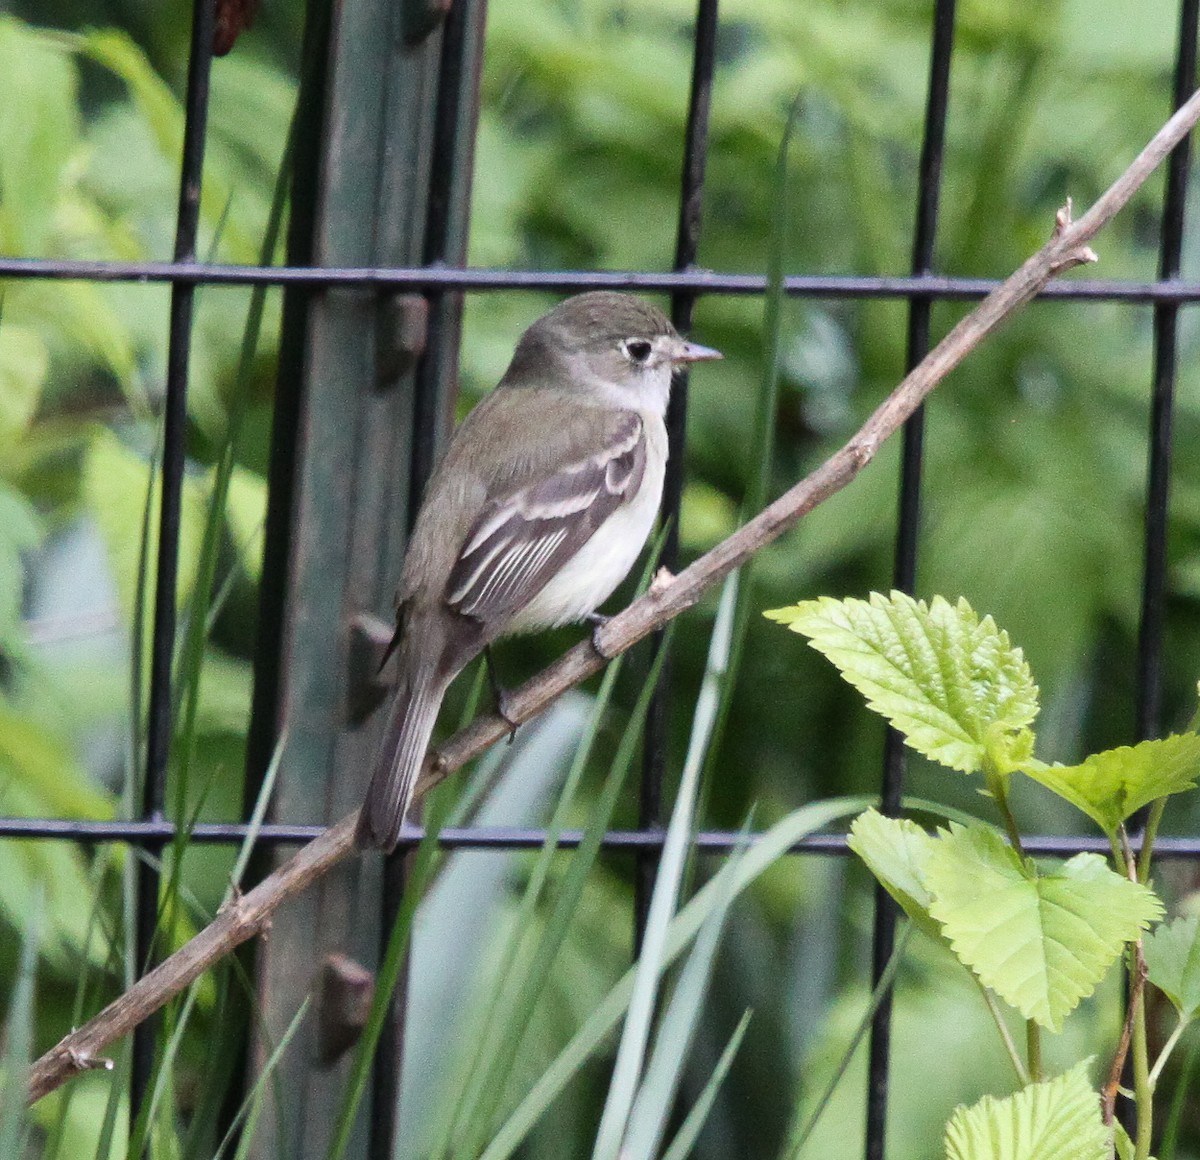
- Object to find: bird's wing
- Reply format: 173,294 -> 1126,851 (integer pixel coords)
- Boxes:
444,409 -> 646,623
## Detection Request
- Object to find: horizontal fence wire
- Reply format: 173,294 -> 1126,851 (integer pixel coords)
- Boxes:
5,257 -> 1200,300
9,818 -> 1200,858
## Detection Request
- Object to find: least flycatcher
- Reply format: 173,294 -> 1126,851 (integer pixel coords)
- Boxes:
355,291 -> 721,851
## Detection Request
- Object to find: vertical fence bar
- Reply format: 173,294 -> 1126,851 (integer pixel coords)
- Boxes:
1136,0 -> 1198,743
635,0 -> 721,948
372,1 -> 487,1154
244,0 -> 331,838
222,0 -> 333,1137
1122,0 -> 1198,1134
241,0 -> 484,1142
864,2 -> 956,1156
130,0 -> 217,1131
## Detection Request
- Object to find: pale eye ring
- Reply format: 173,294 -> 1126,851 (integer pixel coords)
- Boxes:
623,339 -> 653,364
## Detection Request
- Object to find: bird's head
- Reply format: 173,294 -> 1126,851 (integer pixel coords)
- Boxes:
500,291 -> 722,414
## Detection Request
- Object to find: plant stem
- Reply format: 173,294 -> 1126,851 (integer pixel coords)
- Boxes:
1108,831 -> 1126,874
1137,799 -> 1167,885
974,982 -> 1030,1086
1025,1019 -> 1043,1083
1148,1015 -> 1188,1090
983,761 -> 1041,1080
1104,952 -> 1140,1124
1133,946 -> 1153,1160
984,762 -> 1025,858
1160,1020 -> 1200,1159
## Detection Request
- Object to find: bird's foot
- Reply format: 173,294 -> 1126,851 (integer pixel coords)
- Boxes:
495,689 -> 520,745
484,646 -> 519,743
585,611 -> 614,660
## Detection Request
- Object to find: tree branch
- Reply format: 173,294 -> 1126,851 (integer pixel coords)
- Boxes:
27,84 -> 1200,1106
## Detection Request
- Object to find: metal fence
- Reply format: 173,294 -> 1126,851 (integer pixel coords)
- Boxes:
2,0 -> 1199,1157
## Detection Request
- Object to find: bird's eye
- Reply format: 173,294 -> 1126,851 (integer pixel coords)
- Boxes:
624,339 -> 653,364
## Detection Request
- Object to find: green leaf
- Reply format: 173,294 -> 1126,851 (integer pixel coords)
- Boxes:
846,808 -> 941,939
72,29 -> 180,169
943,1060 -> 1107,1160
1024,735 -> 1200,836
765,592 -> 1038,774
0,484 -> 40,641
923,824 -> 1161,1031
0,325 -> 48,440
0,704 -> 113,821
0,18 -> 80,252
82,428 -> 211,630
1145,913 -> 1200,1020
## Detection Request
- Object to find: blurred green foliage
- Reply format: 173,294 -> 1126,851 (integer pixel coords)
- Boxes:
3,0 -> 1200,1156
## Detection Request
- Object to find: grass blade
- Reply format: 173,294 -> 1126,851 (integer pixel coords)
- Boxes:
432,532 -> 671,1156
323,784 -> 453,1160
455,629 -> 675,1159
660,1010 -> 752,1160
620,825 -> 749,1160
42,851 -> 121,1160
210,997 -> 311,1160
779,921 -> 914,1159
0,884 -> 43,1159
695,92 -> 805,816
1160,1022 -> 1200,1160
594,576 -> 738,1160
428,657 -> 625,1157
479,797 -> 869,1160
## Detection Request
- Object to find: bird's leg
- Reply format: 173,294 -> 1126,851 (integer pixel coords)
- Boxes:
585,612 -> 613,660
484,645 -> 519,743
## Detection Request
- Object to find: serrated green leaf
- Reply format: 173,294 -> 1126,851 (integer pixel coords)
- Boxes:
847,808 -> 942,939
924,824 -> 1161,1031
1024,735 -> 1200,836
944,1060 -> 1107,1160
765,592 -> 1038,774
1144,913 -> 1200,1020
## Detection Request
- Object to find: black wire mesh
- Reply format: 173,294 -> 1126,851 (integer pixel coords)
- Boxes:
132,0 -> 218,1119
865,3 -> 957,1151
3,0 -> 1199,1156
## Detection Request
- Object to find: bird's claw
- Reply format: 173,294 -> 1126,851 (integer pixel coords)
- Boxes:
585,612 -> 613,660
495,689 -> 519,744
484,646 -> 519,743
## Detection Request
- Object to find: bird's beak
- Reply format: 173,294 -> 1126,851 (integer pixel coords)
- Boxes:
671,339 -> 723,364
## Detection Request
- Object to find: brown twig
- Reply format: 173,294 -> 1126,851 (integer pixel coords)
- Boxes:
1102,827 -> 1147,1125
27,85 -> 1200,1106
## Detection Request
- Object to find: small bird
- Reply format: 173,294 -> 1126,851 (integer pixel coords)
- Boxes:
355,291 -> 721,852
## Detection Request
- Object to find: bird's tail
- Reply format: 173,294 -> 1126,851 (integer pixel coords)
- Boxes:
355,660 -> 449,852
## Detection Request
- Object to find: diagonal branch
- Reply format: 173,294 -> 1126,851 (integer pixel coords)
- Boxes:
27,84 -> 1200,1106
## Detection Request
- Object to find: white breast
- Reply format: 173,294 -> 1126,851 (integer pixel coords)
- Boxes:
503,413 -> 667,635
